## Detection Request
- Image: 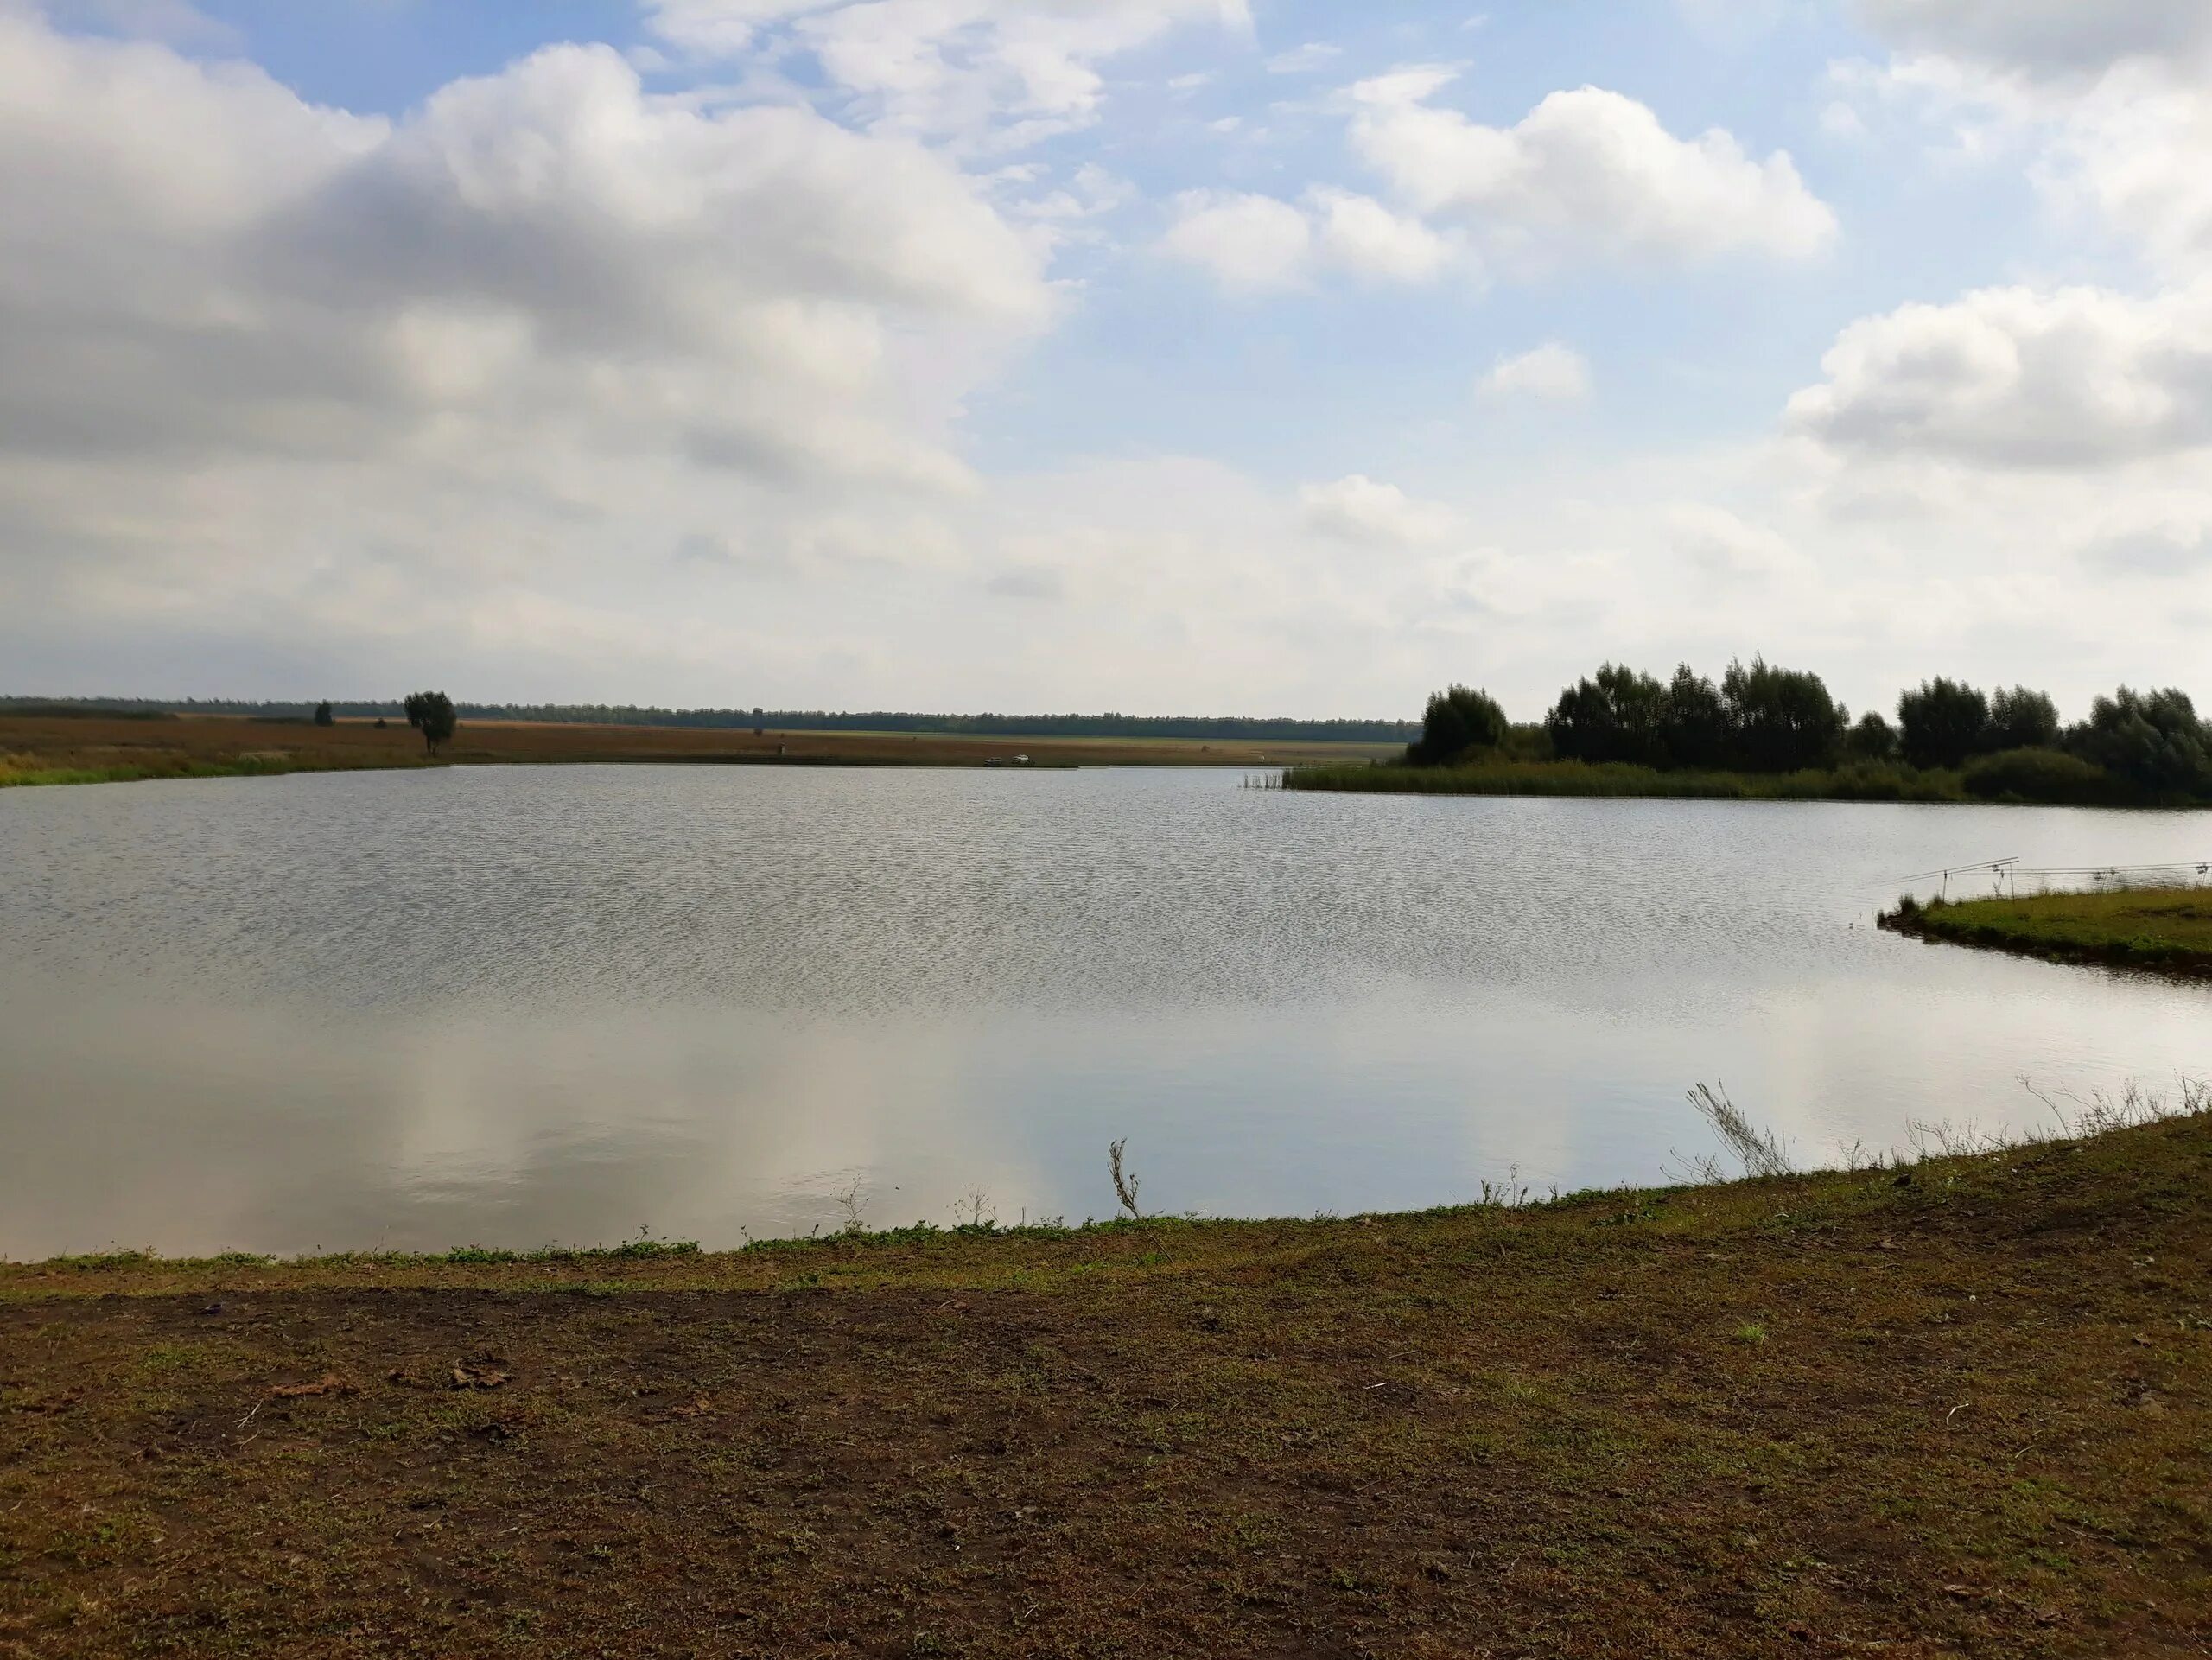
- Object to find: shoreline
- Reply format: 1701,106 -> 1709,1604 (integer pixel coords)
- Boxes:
5,1106 -> 2207,1655
1282,756 -> 2212,810
7,1078 -> 2202,1287
1878,887 -> 2212,977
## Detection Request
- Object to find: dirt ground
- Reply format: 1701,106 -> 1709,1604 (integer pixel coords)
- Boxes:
3,1116 -> 2208,1657
0,713 -> 1395,785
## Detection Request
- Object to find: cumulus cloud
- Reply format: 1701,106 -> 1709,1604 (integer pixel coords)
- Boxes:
1160,188 -> 1451,291
1666,503 -> 1800,579
1482,343 -> 1591,401
1298,475 -> 1457,546
2041,72 -> 2212,277
1158,190 -> 1316,292
1166,71 -> 1835,296
0,7 -> 1078,699
641,0 -> 1254,145
1346,70 -> 1837,270
2079,521 -> 2212,576
1840,0 -> 2212,278
1854,0 -> 2212,78
1264,41 -> 1341,74
1307,188 -> 1455,283
0,15 -> 1050,490
1785,283 -> 2212,469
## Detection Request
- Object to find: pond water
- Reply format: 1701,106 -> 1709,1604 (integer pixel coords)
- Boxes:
2,765 -> 2206,1257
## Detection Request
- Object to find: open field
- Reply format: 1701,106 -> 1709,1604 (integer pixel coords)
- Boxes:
0,713 -> 1395,788
1882,887 -> 2212,976
5,1109 -> 2209,1657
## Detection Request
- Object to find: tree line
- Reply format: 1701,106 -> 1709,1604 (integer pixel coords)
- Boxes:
1409,665 -> 2212,801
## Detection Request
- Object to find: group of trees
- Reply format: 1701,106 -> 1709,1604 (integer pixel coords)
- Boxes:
1541,659 -> 1848,774
1867,679 -> 2059,769
1406,665 -> 2212,798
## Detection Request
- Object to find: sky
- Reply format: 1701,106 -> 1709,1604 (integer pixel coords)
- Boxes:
1,0 -> 2208,721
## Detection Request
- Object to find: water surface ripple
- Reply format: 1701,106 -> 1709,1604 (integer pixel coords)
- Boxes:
2,765 -> 2205,1256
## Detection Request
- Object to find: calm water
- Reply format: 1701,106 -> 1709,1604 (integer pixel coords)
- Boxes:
2,765 -> 2206,1257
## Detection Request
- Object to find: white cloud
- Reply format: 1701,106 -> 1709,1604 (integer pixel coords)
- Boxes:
0,7 -> 1072,696
1667,503 -> 1801,578
640,0 -> 1255,145
2040,69 -> 2212,277
0,16 -> 1051,491
1308,188 -> 1454,283
2080,521 -> 2212,576
1346,70 -> 1837,270
1159,190 -> 1314,292
1854,0 -> 2212,78
1161,188 -> 1452,291
985,563 -> 1066,600
1167,71 -> 1835,297
1785,283 -> 2212,469
1839,0 -> 2212,280
1264,41 -> 1342,74
1298,475 -> 1457,546
1482,343 -> 1591,401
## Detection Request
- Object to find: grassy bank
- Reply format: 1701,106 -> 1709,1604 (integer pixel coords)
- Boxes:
1882,887 -> 2212,976
0,714 -> 1394,791
1283,756 -> 1971,802
6,1096 -> 2209,1657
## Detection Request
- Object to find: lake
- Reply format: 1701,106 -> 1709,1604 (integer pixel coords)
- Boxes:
2,765 -> 2206,1258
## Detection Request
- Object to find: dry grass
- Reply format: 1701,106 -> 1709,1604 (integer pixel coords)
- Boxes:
0,714 -> 1395,789
4,1108 -> 2209,1657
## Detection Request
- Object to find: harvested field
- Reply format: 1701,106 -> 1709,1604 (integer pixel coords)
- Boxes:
0,713 -> 1392,788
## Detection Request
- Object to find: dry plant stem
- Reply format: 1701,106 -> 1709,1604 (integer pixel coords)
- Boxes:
1109,1138 -> 1143,1221
1686,1081 -> 1796,1179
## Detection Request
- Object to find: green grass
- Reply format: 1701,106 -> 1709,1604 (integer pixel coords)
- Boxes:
1884,887 -> 2212,973
1282,757 -> 1970,802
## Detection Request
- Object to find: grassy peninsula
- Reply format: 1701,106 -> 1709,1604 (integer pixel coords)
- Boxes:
1286,668 -> 2212,807
6,1097 -> 2209,1657
1882,887 -> 2212,976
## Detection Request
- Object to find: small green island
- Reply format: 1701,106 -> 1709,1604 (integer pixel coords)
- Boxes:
1286,665 -> 2212,808
1881,886 -> 2212,976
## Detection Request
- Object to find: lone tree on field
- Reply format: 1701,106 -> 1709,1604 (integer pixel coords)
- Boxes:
313,701 -> 334,728
403,691 -> 458,757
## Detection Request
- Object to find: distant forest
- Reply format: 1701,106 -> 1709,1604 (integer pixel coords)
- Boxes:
0,696 -> 1417,745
